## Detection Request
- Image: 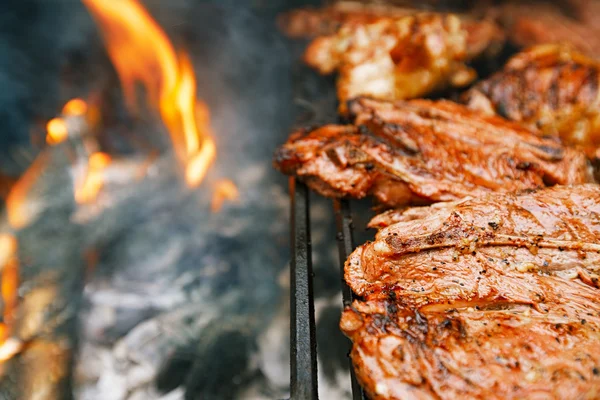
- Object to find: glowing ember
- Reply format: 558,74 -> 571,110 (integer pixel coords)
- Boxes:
5,154 -> 48,229
0,338 -> 22,363
46,118 -> 68,145
62,98 -> 88,116
83,0 -> 217,188
75,152 -> 112,204
211,179 -> 240,212
0,234 -> 20,362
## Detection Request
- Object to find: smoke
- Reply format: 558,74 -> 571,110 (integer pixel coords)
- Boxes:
0,0 -> 364,399
0,0 -> 97,175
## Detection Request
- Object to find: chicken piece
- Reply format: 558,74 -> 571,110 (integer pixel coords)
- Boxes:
464,44 -> 600,157
341,298 -> 600,400
346,184 -> 600,299
342,184 -> 600,399
303,13 -> 503,111
274,97 -> 593,207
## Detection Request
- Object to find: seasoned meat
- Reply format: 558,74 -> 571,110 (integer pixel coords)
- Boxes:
341,298 -> 600,400
500,1 -> 600,58
277,2 -> 416,39
346,184 -> 600,299
303,13 -> 503,111
342,184 -> 600,399
274,97 -> 593,207
277,1 -> 481,39
464,44 -> 600,157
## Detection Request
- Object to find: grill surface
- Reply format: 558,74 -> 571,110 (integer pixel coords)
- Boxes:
289,177 -> 366,400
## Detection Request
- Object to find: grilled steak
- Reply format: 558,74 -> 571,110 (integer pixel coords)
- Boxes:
274,97 -> 593,207
342,184 -> 600,399
464,44 -> 600,157
341,298 -> 600,400
303,13 -> 503,111
346,183 -> 600,298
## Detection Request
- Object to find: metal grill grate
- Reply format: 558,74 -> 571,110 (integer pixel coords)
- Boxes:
289,178 -> 366,400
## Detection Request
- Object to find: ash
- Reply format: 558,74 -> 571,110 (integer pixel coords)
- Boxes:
73,155 -> 290,400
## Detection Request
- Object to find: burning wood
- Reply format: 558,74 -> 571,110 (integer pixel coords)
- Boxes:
0,1 -> 296,399
74,152 -> 111,204
83,0 -> 218,189
0,234 -> 20,363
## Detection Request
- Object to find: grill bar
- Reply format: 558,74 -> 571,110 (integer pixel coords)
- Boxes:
333,199 -> 366,400
289,177 -> 365,400
289,178 -> 318,400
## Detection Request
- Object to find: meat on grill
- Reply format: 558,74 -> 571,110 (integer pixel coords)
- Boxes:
277,1 -> 481,39
277,2 -> 416,39
342,184 -> 600,399
274,97 -> 593,207
302,13 -> 503,111
341,298 -> 600,400
463,44 -> 600,157
500,0 -> 600,58
346,183 -> 600,298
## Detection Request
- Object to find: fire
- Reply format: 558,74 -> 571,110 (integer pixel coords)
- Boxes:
83,0 -> 217,187
0,235 -> 22,362
46,118 -> 68,145
5,154 -> 48,230
211,179 -> 240,212
62,98 -> 88,116
75,152 -> 112,204
46,98 -> 88,145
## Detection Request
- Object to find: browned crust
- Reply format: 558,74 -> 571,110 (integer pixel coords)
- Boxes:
274,98 -> 593,208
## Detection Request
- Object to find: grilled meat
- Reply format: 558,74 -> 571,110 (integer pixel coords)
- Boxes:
342,184 -> 600,399
274,97 -> 593,207
303,13 -> 503,111
500,1 -> 600,58
277,2 -> 415,39
277,1 -> 482,39
464,44 -> 600,157
341,298 -> 600,400
346,183 -> 600,298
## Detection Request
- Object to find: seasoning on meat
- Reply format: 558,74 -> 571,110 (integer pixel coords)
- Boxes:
303,13 -> 503,111
274,97 -> 593,207
342,298 -> 600,399
342,184 -> 600,399
464,44 -> 600,157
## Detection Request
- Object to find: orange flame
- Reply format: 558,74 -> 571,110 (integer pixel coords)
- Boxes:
62,98 -> 88,116
83,0 -> 216,187
75,152 -> 111,204
5,154 -> 48,229
211,179 -> 240,212
46,118 -> 68,145
0,234 -> 21,362
46,98 -> 89,145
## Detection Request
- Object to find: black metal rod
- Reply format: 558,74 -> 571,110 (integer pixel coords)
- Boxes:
333,199 -> 356,307
333,199 -> 366,400
290,178 -> 318,400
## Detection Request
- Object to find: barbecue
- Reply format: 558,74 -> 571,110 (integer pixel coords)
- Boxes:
302,13 -> 503,111
345,184 -> 600,398
275,97 -> 592,207
464,43 -> 600,157
281,2 -> 600,399
3,1 -> 600,399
